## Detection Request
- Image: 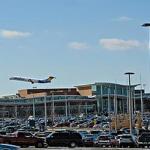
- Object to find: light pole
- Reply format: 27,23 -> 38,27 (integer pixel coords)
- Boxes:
126,86 -> 129,113
143,84 -> 146,113
133,90 -> 136,113
101,96 -> 103,114
108,87 -> 110,115
139,75 -> 144,117
65,93 -> 68,119
114,84 -> 117,132
32,87 -> 37,119
124,72 -> 135,134
142,23 -> 150,49
142,23 -> 150,116
15,105 -> 17,123
52,93 -> 55,125
44,95 -> 47,130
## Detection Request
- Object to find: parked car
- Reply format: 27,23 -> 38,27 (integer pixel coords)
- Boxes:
117,134 -> 137,148
90,130 -> 102,140
82,134 -> 95,147
109,135 -> 119,147
0,144 -> 20,150
0,131 -> 46,148
78,130 -> 89,138
94,135 -> 112,147
137,132 -> 150,148
34,131 -> 52,138
46,130 -> 83,148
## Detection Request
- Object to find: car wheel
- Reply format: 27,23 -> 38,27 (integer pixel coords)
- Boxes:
35,142 -> 43,148
120,144 -> 124,148
21,145 -> 28,148
69,141 -> 77,148
130,144 -> 135,148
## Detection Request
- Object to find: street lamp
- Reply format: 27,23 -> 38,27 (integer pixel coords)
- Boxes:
142,22 -> 150,113
44,95 -> 47,130
113,84 -> 118,132
139,74 -> 144,118
32,86 -> 37,119
124,72 -> 135,134
52,93 -> 55,125
65,92 -> 68,119
142,23 -> 150,53
107,87 -> 111,115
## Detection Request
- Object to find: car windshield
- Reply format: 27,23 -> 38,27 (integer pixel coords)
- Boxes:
85,134 -> 93,137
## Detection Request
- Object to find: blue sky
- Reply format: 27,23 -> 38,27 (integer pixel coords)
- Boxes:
0,0 -> 150,95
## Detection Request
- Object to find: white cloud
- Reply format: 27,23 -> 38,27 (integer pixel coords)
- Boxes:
68,42 -> 89,50
99,38 -> 141,51
0,29 -> 31,39
114,16 -> 133,22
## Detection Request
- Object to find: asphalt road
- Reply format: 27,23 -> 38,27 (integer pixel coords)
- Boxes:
21,147 -> 147,150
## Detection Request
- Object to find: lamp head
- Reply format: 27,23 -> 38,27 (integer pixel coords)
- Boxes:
124,72 -> 135,75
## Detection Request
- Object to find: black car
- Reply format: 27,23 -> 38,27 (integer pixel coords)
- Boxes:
46,130 -> 83,148
137,132 -> 150,148
94,135 -> 112,147
82,134 -> 95,147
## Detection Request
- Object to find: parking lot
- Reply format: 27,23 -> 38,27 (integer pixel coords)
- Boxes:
21,147 -> 147,150
0,113 -> 149,149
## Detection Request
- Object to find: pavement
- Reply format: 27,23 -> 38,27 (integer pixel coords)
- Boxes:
21,147 -> 148,150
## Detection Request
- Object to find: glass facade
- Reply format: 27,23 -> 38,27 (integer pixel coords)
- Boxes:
93,83 -> 128,96
91,83 -> 129,114
0,95 -> 96,119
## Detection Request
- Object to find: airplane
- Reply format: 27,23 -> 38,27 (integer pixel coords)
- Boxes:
142,23 -> 150,27
9,76 -> 55,84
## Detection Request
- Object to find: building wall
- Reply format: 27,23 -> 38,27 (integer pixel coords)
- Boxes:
23,92 -> 47,98
18,89 -> 28,98
18,88 -> 80,98
77,86 -> 92,96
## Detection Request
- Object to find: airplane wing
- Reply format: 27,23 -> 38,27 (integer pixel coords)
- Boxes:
9,77 -> 35,84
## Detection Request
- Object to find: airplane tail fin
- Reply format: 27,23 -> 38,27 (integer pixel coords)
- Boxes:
47,76 -> 55,81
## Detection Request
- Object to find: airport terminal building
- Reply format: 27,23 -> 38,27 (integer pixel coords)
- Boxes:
0,82 -> 149,119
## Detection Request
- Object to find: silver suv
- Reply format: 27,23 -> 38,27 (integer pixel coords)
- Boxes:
117,134 -> 137,148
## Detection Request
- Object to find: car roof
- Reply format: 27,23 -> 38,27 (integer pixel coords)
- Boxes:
118,134 -> 132,136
